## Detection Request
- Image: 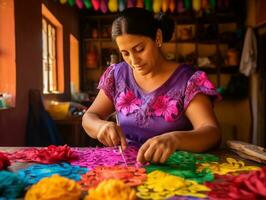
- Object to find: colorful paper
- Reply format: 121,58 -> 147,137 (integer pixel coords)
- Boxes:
79,165 -> 146,190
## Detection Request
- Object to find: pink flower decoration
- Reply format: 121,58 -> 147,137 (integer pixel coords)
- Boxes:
151,95 -> 178,122
198,73 -> 215,89
116,90 -> 141,115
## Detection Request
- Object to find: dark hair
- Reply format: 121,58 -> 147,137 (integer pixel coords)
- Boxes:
111,7 -> 175,42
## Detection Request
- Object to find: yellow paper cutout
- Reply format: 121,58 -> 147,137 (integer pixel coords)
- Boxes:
25,174 -> 81,200
136,171 -> 210,200
197,157 -> 260,175
84,179 -> 136,200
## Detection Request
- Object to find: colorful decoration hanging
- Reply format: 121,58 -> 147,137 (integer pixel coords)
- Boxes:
135,0 -> 144,8
25,174 -> 82,200
92,0 -> 101,10
6,145 -> 78,164
76,0 -> 84,8
84,0 -> 92,8
84,179 -> 136,200
0,171 -> 27,199
17,162 -> 88,186
184,0 -> 192,10
57,0 -> 220,16
68,0 -> 76,6
0,152 -> 10,170
70,146 -> 139,169
136,170 -> 210,199
127,0 -> 136,8
100,0 -> 108,13
162,0 -> 169,13
153,0 -> 162,13
143,0 -> 152,11
60,0 -> 68,4
79,165 -> 146,190
108,0 -> 118,12
119,0 -> 126,11
177,0 -> 185,13
169,0 -> 176,13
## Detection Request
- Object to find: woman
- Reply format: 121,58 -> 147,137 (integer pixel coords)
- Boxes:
82,7 -> 221,164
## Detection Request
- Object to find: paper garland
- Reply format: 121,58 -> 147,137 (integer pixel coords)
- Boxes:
59,0 -> 224,14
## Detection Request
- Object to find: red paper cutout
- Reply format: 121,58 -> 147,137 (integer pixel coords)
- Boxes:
6,145 -> 77,164
79,165 -> 146,190
0,152 -> 10,169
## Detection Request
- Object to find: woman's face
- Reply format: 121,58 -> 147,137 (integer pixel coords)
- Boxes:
116,34 -> 161,76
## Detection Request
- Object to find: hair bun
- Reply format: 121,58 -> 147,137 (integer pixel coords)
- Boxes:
155,12 -> 175,42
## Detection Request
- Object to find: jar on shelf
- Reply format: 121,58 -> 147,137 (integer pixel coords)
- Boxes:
86,45 -> 98,68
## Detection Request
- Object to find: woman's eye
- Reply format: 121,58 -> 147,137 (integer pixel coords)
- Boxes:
121,52 -> 129,57
136,47 -> 144,52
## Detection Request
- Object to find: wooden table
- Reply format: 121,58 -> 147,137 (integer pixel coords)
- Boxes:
0,147 -> 263,200
54,116 -> 100,147
0,147 -> 261,172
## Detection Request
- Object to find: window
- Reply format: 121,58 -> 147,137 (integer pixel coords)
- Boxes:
42,17 -> 58,93
42,4 -> 64,94
0,0 -> 16,109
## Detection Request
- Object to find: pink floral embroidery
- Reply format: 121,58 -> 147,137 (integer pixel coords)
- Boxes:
198,73 -> 215,89
151,96 -> 178,122
116,90 -> 141,115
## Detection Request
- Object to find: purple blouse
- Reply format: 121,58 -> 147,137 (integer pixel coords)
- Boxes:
98,62 -> 220,146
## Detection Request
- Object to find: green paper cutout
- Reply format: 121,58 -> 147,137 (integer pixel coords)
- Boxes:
145,151 -> 218,183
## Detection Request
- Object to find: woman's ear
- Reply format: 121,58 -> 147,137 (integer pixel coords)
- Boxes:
155,29 -> 163,47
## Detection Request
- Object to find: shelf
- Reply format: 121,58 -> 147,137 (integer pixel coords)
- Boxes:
81,10 -> 244,90
199,67 -> 217,74
199,66 -> 239,74
220,66 -> 239,74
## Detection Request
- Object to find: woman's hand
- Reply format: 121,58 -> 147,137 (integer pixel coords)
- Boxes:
137,132 -> 179,163
97,121 -> 127,149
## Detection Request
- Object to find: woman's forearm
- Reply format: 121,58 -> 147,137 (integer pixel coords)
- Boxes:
82,112 -> 108,139
172,125 -> 221,152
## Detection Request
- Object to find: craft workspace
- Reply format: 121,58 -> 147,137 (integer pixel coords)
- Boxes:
1,0 -> 266,199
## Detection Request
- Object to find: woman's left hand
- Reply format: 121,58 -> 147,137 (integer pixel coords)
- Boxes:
137,132 -> 178,164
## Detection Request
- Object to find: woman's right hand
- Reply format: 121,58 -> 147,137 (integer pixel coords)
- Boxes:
97,121 -> 127,150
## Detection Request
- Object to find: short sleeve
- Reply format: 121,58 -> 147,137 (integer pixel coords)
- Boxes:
97,64 -> 116,101
184,71 -> 222,109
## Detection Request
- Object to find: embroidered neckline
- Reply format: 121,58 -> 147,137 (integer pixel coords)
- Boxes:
127,63 -> 186,96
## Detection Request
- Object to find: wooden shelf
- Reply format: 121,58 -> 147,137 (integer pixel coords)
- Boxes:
199,66 -> 239,74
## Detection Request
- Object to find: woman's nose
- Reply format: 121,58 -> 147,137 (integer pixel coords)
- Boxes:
130,53 -> 140,65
